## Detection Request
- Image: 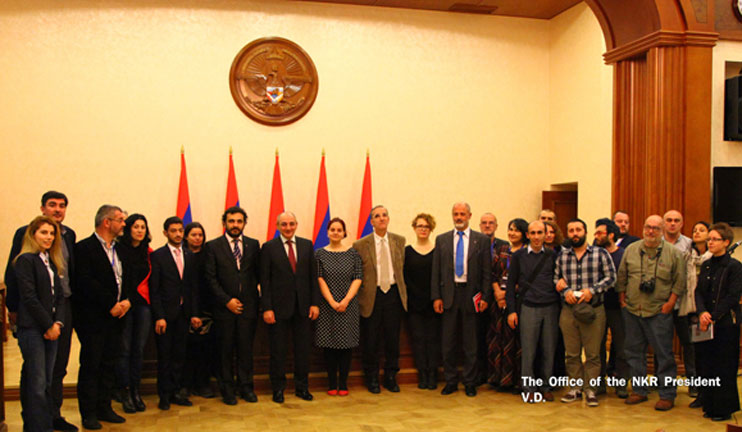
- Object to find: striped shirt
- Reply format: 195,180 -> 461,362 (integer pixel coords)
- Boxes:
554,245 -> 616,303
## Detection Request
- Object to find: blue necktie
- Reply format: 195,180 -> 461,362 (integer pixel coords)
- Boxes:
455,231 -> 464,277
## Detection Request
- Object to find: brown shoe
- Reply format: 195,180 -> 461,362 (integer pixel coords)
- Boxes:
625,393 -> 649,405
654,399 -> 674,411
542,392 -> 554,402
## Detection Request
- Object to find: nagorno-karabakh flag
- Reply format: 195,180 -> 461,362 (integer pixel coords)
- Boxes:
176,147 -> 192,225
225,147 -> 240,209
267,150 -> 285,241
312,152 -> 330,249
356,151 -> 373,239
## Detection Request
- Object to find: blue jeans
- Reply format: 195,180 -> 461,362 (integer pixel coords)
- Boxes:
116,304 -> 152,389
18,326 -> 58,432
623,309 -> 677,400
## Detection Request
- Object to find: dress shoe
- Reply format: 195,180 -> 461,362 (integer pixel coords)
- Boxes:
222,395 -> 238,406
338,389 -> 349,396
465,385 -> 477,397
417,371 -> 427,390
158,398 -> 171,411
172,394 -> 193,406
53,417 -> 79,432
441,384 -> 458,395
689,398 -> 703,408
625,393 -> 648,405
366,376 -> 381,394
711,414 -> 731,422
542,392 -> 554,402
295,389 -> 313,401
196,385 -> 215,399
240,390 -> 258,403
272,390 -> 285,403
383,376 -> 400,393
427,370 -> 438,390
121,391 -> 136,414
96,409 -> 125,424
654,399 -> 674,411
131,388 -> 146,412
81,418 -> 101,430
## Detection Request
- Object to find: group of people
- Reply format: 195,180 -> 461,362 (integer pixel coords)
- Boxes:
6,191 -> 741,432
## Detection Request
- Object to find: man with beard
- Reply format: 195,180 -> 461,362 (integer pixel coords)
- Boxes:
613,211 -> 640,248
555,219 -> 615,407
432,202 -> 491,397
204,207 -> 260,405
593,218 -> 628,398
618,215 -> 686,411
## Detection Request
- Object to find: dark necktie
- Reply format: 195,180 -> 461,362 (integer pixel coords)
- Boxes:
287,240 -> 297,273
233,238 -> 241,266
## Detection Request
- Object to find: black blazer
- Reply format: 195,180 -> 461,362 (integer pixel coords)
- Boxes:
259,236 -> 319,320
204,235 -> 260,319
617,234 -> 640,248
149,244 -> 199,323
73,233 -> 128,326
14,253 -> 65,331
431,229 -> 493,312
5,224 -> 75,313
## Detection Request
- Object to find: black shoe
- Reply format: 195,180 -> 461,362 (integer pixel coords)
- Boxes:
272,390 -> 284,403
367,376 -> 381,394
96,409 -> 125,424
427,370 -> 438,390
689,398 -> 703,408
383,375 -> 400,393
121,390 -> 136,414
417,371 -> 427,390
172,394 -> 193,406
240,390 -> 258,403
712,414 -> 731,422
53,417 -> 79,432
441,384 -> 458,395
196,385 -> 216,399
295,389 -> 313,401
112,389 -> 124,403
81,418 -> 101,430
158,398 -> 171,411
131,388 -> 146,412
465,385 -> 477,397
222,395 -> 237,405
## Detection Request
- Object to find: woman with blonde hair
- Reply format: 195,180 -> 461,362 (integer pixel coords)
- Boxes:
14,215 -> 67,432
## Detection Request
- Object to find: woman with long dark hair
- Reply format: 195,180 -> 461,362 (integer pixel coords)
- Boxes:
14,215 -> 66,432
487,218 -> 528,391
114,213 -> 153,413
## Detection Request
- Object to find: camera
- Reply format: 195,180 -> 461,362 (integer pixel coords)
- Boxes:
639,279 -> 656,294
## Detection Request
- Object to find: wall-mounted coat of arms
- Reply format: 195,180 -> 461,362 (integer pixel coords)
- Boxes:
229,37 -> 319,126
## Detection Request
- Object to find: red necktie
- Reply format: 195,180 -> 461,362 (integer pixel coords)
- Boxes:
287,240 -> 297,273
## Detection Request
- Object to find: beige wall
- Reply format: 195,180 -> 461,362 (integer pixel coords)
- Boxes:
0,0 -> 610,268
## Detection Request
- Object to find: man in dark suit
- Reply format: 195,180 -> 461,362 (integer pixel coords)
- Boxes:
204,206 -> 260,405
74,205 -> 130,430
4,190 -> 78,432
613,210 -> 640,248
260,212 -> 320,403
432,202 -> 492,397
150,216 -> 202,410
353,205 -> 407,393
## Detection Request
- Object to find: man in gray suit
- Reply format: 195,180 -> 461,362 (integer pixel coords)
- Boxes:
432,202 -> 492,397
353,205 -> 407,393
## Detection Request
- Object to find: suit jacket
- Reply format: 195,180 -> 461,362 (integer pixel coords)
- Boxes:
431,228 -> 493,312
149,244 -> 199,323
73,233 -> 127,327
14,253 -> 65,331
352,232 -> 407,318
204,235 -> 260,320
259,236 -> 320,320
616,234 -> 640,248
5,224 -> 75,313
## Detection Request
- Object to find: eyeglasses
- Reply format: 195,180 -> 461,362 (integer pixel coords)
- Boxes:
415,225 -> 430,230
643,225 -> 662,232
708,237 -> 724,242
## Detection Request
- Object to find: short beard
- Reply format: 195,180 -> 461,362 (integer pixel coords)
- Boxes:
570,236 -> 586,248
226,229 -> 242,239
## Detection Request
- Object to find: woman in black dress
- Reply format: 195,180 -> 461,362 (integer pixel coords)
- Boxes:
693,222 -> 742,422
403,212 -> 440,390
315,217 -> 363,396
115,213 -> 152,412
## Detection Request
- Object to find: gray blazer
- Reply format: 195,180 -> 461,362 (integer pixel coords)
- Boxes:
431,229 -> 493,312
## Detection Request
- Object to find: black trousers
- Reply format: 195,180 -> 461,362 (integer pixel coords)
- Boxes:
408,311 -> 441,372
360,285 -> 403,378
214,316 -> 257,397
76,318 -> 123,419
52,298 -> 73,420
155,311 -> 188,398
441,285 -> 477,386
268,310 -> 312,392
324,348 -> 352,390
695,324 -> 740,417
183,323 -> 216,391
475,308 -> 490,383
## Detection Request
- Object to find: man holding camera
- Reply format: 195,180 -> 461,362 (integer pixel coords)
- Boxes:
616,214 -> 686,411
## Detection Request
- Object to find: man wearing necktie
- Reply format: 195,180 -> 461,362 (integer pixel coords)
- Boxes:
432,202 -> 492,397
260,212 -> 320,403
150,216 -> 202,410
353,205 -> 407,393
204,207 -> 261,405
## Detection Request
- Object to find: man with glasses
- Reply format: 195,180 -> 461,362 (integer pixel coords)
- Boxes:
616,215 -> 686,411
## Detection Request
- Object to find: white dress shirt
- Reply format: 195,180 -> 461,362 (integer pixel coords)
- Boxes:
373,232 -> 396,285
